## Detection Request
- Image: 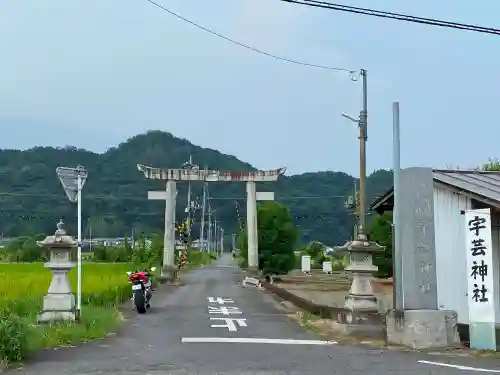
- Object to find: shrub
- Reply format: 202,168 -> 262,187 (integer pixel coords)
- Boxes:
0,315 -> 28,363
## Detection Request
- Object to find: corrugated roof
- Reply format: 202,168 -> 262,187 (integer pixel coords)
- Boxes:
370,169 -> 500,212
433,169 -> 500,203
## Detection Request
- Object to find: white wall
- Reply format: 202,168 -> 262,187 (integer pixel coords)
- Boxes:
433,184 -> 500,325
490,215 -> 500,324
433,184 -> 471,324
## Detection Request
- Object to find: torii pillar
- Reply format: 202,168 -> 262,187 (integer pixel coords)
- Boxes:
137,165 -> 285,280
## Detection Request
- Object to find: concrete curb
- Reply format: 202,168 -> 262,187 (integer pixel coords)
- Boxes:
242,276 -> 262,289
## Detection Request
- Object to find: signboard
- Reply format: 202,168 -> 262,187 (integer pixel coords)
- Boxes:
301,255 -> 311,274
148,191 -> 167,200
465,208 -> 497,350
256,192 -> 275,201
148,190 -> 178,200
56,166 -> 87,203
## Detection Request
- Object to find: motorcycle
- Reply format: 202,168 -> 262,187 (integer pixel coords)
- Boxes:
126,267 -> 156,314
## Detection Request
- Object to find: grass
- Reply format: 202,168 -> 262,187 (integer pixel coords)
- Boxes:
0,263 -> 133,365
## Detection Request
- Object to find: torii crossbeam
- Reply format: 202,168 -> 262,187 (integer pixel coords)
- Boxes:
137,164 -> 286,182
137,164 -> 286,281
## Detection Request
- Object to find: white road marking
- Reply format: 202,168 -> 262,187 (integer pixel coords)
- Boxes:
207,297 -> 234,304
182,337 -> 337,345
210,317 -> 247,331
418,360 -> 500,372
208,306 -> 242,315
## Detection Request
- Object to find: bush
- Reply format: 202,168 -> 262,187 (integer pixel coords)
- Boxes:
92,244 -> 131,263
368,212 -> 393,278
1,234 -> 48,263
0,315 -> 28,363
131,234 -> 162,269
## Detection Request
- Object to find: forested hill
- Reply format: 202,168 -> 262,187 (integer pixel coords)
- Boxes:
0,130 -> 392,246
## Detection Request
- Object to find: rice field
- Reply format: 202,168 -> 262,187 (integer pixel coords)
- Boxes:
0,263 -> 133,317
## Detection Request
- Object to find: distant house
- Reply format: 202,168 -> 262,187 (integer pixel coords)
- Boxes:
83,237 -> 135,251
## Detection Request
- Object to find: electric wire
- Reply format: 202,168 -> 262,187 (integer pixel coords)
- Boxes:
279,0 -> 500,36
0,191 -> 358,201
144,0 -> 355,72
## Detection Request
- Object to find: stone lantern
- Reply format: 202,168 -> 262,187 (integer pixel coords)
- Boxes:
37,220 -> 77,323
337,228 -> 385,335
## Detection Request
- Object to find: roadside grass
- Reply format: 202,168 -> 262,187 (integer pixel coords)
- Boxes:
0,263 -> 132,366
183,250 -> 217,269
0,252 -> 216,366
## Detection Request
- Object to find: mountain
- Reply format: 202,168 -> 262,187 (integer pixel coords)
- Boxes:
0,131 -> 392,246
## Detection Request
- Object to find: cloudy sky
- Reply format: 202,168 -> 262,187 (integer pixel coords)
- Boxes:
0,0 -> 498,175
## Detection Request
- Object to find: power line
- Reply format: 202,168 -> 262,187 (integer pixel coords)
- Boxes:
0,191 -> 360,201
209,195 -> 352,200
279,0 -> 500,36
0,207 -> 352,220
144,0 -> 355,72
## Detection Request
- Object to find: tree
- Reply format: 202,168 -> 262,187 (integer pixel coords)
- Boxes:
481,157 -> 500,171
0,130 -> 393,245
300,241 -> 326,268
237,201 -> 298,275
368,212 -> 393,278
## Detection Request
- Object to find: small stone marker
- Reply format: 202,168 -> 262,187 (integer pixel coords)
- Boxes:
323,261 -> 332,274
301,255 -> 311,275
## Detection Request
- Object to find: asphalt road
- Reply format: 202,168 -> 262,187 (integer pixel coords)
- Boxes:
7,255 -> 500,374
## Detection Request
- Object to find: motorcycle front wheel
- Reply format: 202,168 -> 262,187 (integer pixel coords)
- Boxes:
134,289 -> 147,314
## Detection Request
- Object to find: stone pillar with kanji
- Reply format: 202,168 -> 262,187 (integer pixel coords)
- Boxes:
37,220 -> 77,323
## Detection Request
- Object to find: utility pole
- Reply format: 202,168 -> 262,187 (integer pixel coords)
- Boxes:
353,181 -> 359,239
207,200 -> 212,252
89,226 -> 93,253
199,182 -> 207,251
214,219 -> 219,253
220,228 -> 224,255
359,68 -> 368,234
341,69 -> 368,234
182,155 -> 199,248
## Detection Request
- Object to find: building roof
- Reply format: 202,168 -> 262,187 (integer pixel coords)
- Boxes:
370,169 -> 500,213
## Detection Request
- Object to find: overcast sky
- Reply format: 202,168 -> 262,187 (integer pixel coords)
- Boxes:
0,0 -> 498,176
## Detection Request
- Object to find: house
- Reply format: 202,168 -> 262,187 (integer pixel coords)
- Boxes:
370,167 -> 500,340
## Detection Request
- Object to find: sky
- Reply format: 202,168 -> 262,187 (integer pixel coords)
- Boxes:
0,0 -> 499,176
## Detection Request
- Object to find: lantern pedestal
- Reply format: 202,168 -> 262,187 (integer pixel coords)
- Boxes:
37,220 -> 77,323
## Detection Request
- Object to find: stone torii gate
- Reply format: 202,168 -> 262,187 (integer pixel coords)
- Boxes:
137,164 -> 285,281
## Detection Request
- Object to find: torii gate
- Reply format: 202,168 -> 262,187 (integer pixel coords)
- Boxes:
137,164 -> 286,281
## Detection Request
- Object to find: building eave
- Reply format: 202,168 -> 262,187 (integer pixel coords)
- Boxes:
369,170 -> 500,213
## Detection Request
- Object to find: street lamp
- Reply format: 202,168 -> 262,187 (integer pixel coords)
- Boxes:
341,112 -> 359,124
